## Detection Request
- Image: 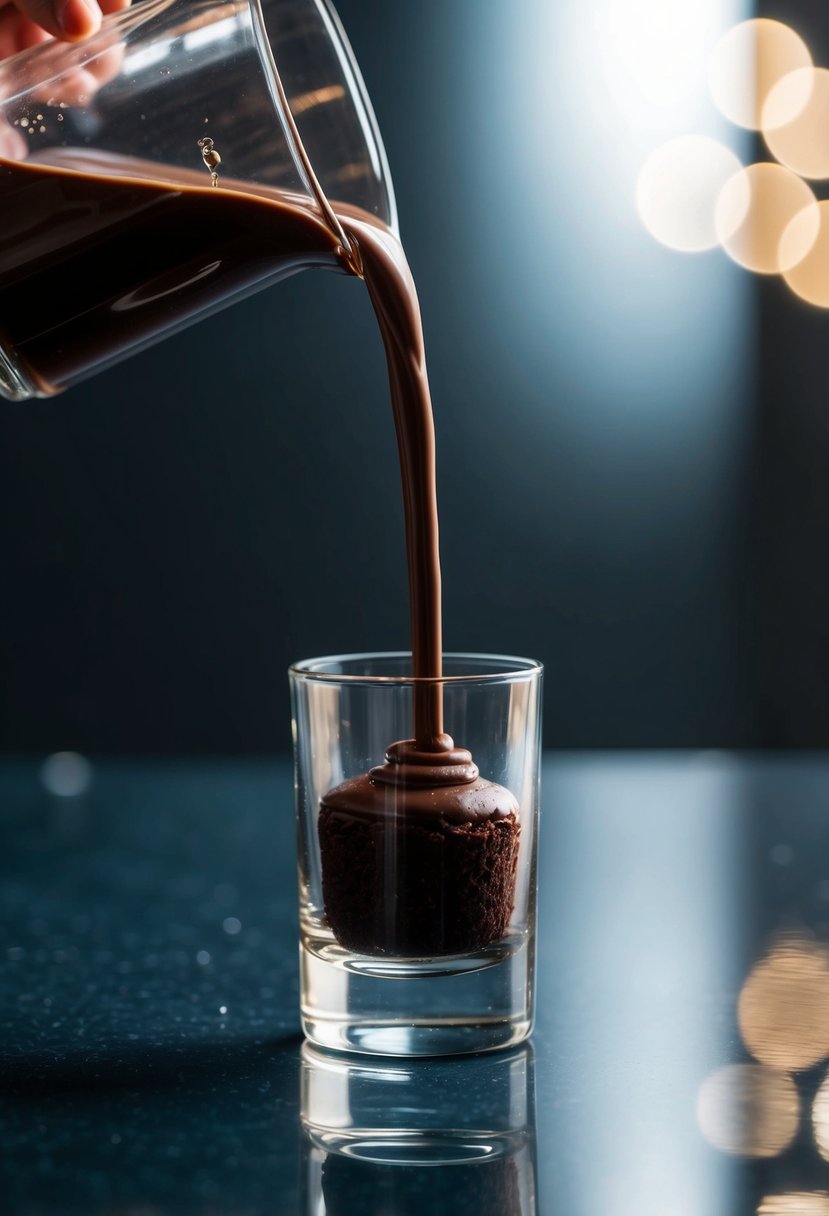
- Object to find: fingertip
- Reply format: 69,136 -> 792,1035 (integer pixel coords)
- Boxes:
58,0 -> 102,40
0,121 -> 28,161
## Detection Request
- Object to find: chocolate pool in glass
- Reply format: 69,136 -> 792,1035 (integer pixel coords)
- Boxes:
0,0 -> 394,399
291,653 -> 543,1056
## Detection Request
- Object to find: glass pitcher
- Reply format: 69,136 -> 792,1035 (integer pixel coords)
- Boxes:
0,0 -> 396,400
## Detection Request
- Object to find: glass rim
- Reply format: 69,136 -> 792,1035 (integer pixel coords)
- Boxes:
289,651 -> 544,686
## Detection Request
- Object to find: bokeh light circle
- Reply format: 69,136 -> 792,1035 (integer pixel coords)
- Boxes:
758,1195 -> 829,1216
40,751 -> 92,797
709,19 -> 812,131
739,937 -> 829,1070
781,202 -> 829,308
637,136 -> 746,253
764,68 -> 829,180
811,1070 -> 829,1160
696,1064 -> 799,1158
715,163 -> 819,274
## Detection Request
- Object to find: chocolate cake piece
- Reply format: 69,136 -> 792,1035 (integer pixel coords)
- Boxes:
318,739 -> 520,957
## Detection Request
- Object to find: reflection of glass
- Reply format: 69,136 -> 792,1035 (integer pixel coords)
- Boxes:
0,0 -> 394,399
291,653 -> 542,1056
300,1042 -> 537,1215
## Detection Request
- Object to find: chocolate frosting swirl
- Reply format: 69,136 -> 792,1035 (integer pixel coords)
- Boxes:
321,770 -> 517,825
370,734 -> 479,788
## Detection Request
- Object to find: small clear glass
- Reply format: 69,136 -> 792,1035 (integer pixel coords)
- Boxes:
300,1042 -> 538,1213
290,652 -> 543,1056
0,0 -> 395,399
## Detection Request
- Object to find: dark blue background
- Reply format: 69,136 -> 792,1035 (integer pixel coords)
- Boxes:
1,0 -> 827,753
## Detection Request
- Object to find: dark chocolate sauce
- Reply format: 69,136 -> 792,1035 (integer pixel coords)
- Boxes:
340,216 -> 444,748
0,153 -> 346,391
323,769 -> 517,825
371,737 -> 479,790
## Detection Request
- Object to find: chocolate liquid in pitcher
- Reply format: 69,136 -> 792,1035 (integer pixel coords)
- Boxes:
0,153 -> 348,390
0,148 -> 519,956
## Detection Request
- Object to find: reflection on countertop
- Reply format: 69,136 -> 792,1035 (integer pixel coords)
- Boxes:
3,753 -> 829,1213
301,1043 -> 536,1214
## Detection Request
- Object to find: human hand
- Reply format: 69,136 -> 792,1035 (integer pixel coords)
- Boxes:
0,0 -> 131,156
0,0 -> 130,57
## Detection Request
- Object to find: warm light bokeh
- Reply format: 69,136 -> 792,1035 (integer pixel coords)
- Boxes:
764,68 -> 829,180
758,1194 -> 829,1216
782,201 -> 829,307
812,1070 -> 829,1161
696,1064 -> 800,1158
709,19 -> 812,131
639,14 -> 829,308
637,136 -> 746,252
715,163 -> 819,274
738,937 -> 829,1070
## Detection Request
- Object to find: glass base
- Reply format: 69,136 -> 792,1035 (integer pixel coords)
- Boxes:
304,1127 -> 529,1163
300,929 -> 534,1056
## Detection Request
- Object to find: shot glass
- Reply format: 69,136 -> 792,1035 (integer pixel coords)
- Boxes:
300,1041 -> 537,1214
290,652 -> 543,1056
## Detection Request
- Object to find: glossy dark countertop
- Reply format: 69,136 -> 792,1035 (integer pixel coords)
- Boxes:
3,753 -> 829,1214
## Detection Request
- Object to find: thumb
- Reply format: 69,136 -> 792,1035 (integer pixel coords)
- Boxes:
12,0 -> 102,41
